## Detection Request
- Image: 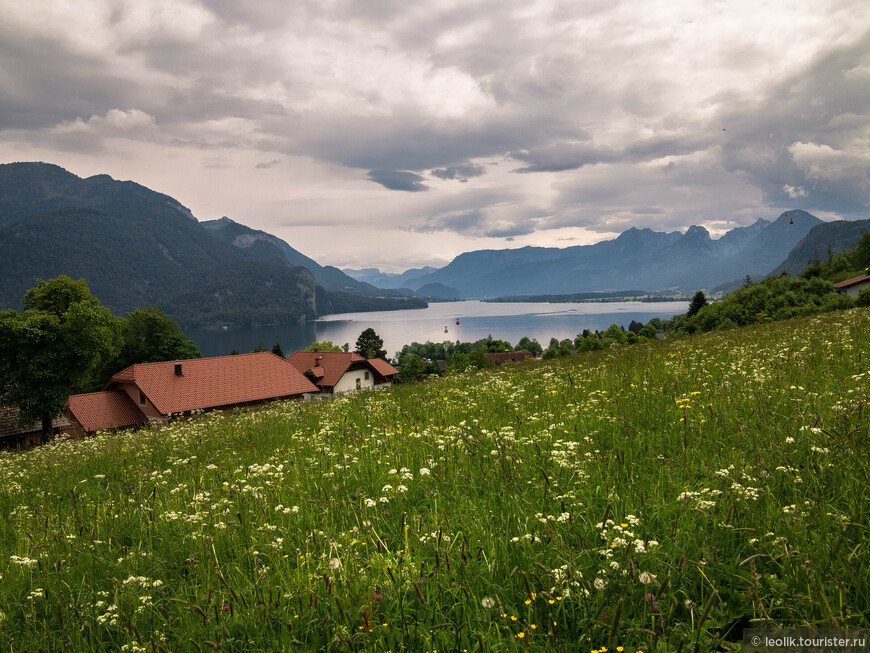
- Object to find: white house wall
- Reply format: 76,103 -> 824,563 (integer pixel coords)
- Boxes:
333,369 -> 375,394
843,280 -> 870,298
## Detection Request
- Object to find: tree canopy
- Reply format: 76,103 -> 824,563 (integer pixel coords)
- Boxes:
0,276 -> 122,438
304,340 -> 344,352
686,291 -> 709,317
355,328 -> 387,360
89,306 -> 201,390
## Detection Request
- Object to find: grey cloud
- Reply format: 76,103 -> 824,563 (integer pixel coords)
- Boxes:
714,32 -> 870,217
413,208 -> 486,233
511,143 -> 619,173
430,164 -> 486,182
411,196 -> 546,238
367,169 -> 429,192
256,159 -> 281,169
3,0 -> 870,264
0,33 -> 146,132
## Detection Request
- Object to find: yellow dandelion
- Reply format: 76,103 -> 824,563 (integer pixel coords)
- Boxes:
517,632 -> 525,639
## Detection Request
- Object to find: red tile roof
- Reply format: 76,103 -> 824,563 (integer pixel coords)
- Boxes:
484,351 -> 533,365
286,351 -> 365,389
834,273 -> 870,289
67,391 -> 146,433
108,352 -> 318,415
368,357 -> 399,378
286,352 -> 397,389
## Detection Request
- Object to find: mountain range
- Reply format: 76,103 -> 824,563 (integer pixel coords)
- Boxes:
770,218 -> 870,277
343,266 -> 439,289
350,210 -> 850,298
0,162 -> 423,328
3,162 -> 866,326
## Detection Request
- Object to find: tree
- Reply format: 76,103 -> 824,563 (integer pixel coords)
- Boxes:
850,233 -> 870,269
0,276 -> 122,440
304,340 -> 343,352
543,337 -> 574,359
686,291 -> 709,317
515,336 -> 543,357
601,324 -> 626,347
271,342 -> 285,358
638,322 -> 658,339
355,328 -> 387,360
468,349 -> 495,369
91,306 -> 200,389
449,352 -> 471,373
397,354 -> 425,383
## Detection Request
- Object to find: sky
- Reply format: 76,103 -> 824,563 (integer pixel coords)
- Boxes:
2,0 -> 870,273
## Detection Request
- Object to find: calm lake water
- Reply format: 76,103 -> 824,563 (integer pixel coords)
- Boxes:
186,300 -> 688,359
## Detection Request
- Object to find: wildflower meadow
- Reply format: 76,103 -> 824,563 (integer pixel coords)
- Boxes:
1,308 -> 868,651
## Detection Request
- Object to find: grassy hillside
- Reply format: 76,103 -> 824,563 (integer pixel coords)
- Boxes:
1,308 -> 868,651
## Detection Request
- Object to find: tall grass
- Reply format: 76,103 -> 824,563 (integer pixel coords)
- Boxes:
1,308 -> 868,651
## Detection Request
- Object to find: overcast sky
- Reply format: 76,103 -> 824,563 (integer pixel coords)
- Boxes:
2,0 -> 869,272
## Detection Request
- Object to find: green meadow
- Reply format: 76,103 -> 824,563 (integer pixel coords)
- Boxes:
1,308 -> 868,652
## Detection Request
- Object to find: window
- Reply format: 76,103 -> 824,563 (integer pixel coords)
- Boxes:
356,378 -> 361,390
364,371 -> 370,380
138,389 -> 147,406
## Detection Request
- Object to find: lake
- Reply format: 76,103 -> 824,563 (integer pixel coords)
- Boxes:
186,300 -> 688,359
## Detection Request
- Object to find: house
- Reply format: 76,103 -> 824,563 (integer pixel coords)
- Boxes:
286,351 -> 399,395
64,352 -> 318,436
0,406 -> 69,448
484,351 -> 533,366
834,269 -> 870,298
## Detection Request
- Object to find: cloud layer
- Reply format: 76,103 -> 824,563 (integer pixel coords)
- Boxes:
2,0 -> 869,270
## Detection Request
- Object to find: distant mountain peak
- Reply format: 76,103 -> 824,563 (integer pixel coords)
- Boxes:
684,225 -> 710,237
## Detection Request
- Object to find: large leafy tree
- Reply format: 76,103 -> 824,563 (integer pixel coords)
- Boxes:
91,306 -> 201,388
0,276 -> 122,439
355,328 -> 387,360
515,336 -> 543,357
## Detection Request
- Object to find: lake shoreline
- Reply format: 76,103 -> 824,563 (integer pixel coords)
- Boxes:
186,300 -> 688,360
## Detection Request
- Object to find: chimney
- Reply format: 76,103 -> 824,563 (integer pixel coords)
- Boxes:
174,361 -> 183,376
315,355 -> 323,365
